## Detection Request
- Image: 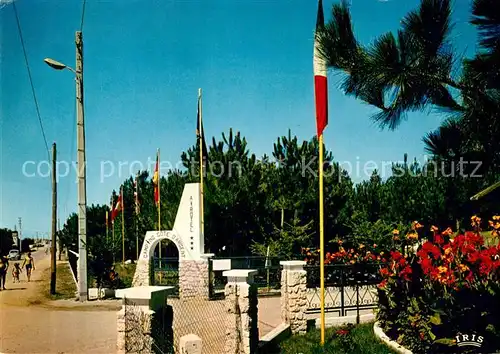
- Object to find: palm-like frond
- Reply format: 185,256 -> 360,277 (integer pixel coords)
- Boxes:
471,0 -> 500,50
318,0 -> 458,129
401,0 -> 452,58
422,119 -> 462,158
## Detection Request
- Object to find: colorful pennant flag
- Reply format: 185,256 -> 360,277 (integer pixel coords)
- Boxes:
152,151 -> 160,207
134,172 -> 140,215
196,90 -> 208,162
111,192 -> 122,222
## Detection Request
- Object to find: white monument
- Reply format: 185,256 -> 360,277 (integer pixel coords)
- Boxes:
132,183 -> 214,299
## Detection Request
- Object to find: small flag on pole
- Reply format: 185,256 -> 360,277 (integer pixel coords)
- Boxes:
110,196 -> 114,225
111,192 -> 122,222
153,151 -> 160,207
134,172 -> 140,215
265,245 -> 271,268
196,90 -> 208,163
314,0 -> 328,137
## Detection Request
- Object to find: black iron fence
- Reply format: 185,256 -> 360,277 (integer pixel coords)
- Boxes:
304,263 -> 383,317
150,257 -> 179,296
210,256 -> 282,297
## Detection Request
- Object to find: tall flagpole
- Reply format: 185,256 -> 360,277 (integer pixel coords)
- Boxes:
157,148 -> 162,277
314,0 -> 327,344
198,88 -> 204,238
112,221 -> 115,264
111,196 -> 115,264
135,171 -> 139,261
121,186 -> 125,264
319,134 -> 325,344
106,210 -> 109,241
158,148 -> 161,232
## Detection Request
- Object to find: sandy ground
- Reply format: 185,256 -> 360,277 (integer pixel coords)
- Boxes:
0,248 -> 118,354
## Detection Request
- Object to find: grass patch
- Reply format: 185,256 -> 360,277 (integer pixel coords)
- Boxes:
113,262 -> 136,288
39,261 -> 77,301
280,322 -> 396,354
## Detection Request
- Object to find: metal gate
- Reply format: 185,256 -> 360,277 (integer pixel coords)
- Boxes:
151,257 -> 179,296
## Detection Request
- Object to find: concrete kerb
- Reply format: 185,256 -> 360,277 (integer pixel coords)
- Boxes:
373,321 -> 413,354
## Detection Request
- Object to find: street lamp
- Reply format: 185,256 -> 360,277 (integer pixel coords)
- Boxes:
44,31 -> 88,302
43,58 -> 76,74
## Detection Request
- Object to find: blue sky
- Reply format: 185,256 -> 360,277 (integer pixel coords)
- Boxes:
1,0 -> 477,237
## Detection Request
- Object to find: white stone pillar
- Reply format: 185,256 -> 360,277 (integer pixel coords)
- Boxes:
223,269 -> 259,354
280,261 -> 308,334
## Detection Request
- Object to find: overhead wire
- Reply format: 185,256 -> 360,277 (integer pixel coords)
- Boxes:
12,0 -> 51,163
80,0 -> 86,32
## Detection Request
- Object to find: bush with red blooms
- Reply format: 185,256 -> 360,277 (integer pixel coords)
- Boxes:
377,216 -> 500,354
301,242 -> 389,266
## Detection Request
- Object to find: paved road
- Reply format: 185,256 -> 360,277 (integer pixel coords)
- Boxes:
0,248 -> 117,353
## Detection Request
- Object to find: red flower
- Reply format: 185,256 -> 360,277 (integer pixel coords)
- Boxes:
479,256 -> 494,276
378,279 -> 388,289
400,265 -> 412,281
380,268 -> 391,277
336,329 -> 349,336
391,251 -> 403,261
421,258 -> 433,274
434,235 -> 444,245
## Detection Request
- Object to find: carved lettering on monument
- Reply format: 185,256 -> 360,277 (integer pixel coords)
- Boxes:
141,230 -> 187,260
189,195 -> 194,232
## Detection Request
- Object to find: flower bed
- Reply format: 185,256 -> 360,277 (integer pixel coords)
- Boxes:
377,216 -> 500,353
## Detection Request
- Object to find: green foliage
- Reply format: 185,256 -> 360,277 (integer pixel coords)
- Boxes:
0,228 -> 16,255
250,218 -> 314,259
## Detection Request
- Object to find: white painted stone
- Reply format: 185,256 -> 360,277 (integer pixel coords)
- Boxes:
179,334 -> 202,354
136,183 -> 204,262
133,183 -> 216,296
88,288 -> 99,300
280,260 -> 306,271
374,322 -> 413,354
212,259 -> 231,271
115,286 -> 173,312
223,269 -> 258,284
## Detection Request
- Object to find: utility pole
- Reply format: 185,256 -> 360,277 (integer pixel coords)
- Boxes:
18,217 -> 22,251
57,217 -> 61,260
76,31 -> 88,302
51,143 -> 57,295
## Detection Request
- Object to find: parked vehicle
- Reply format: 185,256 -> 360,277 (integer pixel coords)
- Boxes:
7,249 -> 20,261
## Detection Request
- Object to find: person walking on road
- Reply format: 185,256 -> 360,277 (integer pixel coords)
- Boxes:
21,252 -> 35,282
0,254 -> 9,290
12,263 -> 22,283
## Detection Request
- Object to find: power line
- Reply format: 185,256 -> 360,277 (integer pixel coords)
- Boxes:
12,1 -> 51,162
80,0 -> 87,32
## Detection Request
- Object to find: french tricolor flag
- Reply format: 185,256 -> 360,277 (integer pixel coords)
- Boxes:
314,0 -> 328,137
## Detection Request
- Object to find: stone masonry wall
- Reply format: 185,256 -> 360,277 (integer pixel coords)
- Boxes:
224,277 -> 259,354
281,261 -> 308,335
132,259 -> 150,287
179,259 -> 210,300
117,305 -> 154,354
